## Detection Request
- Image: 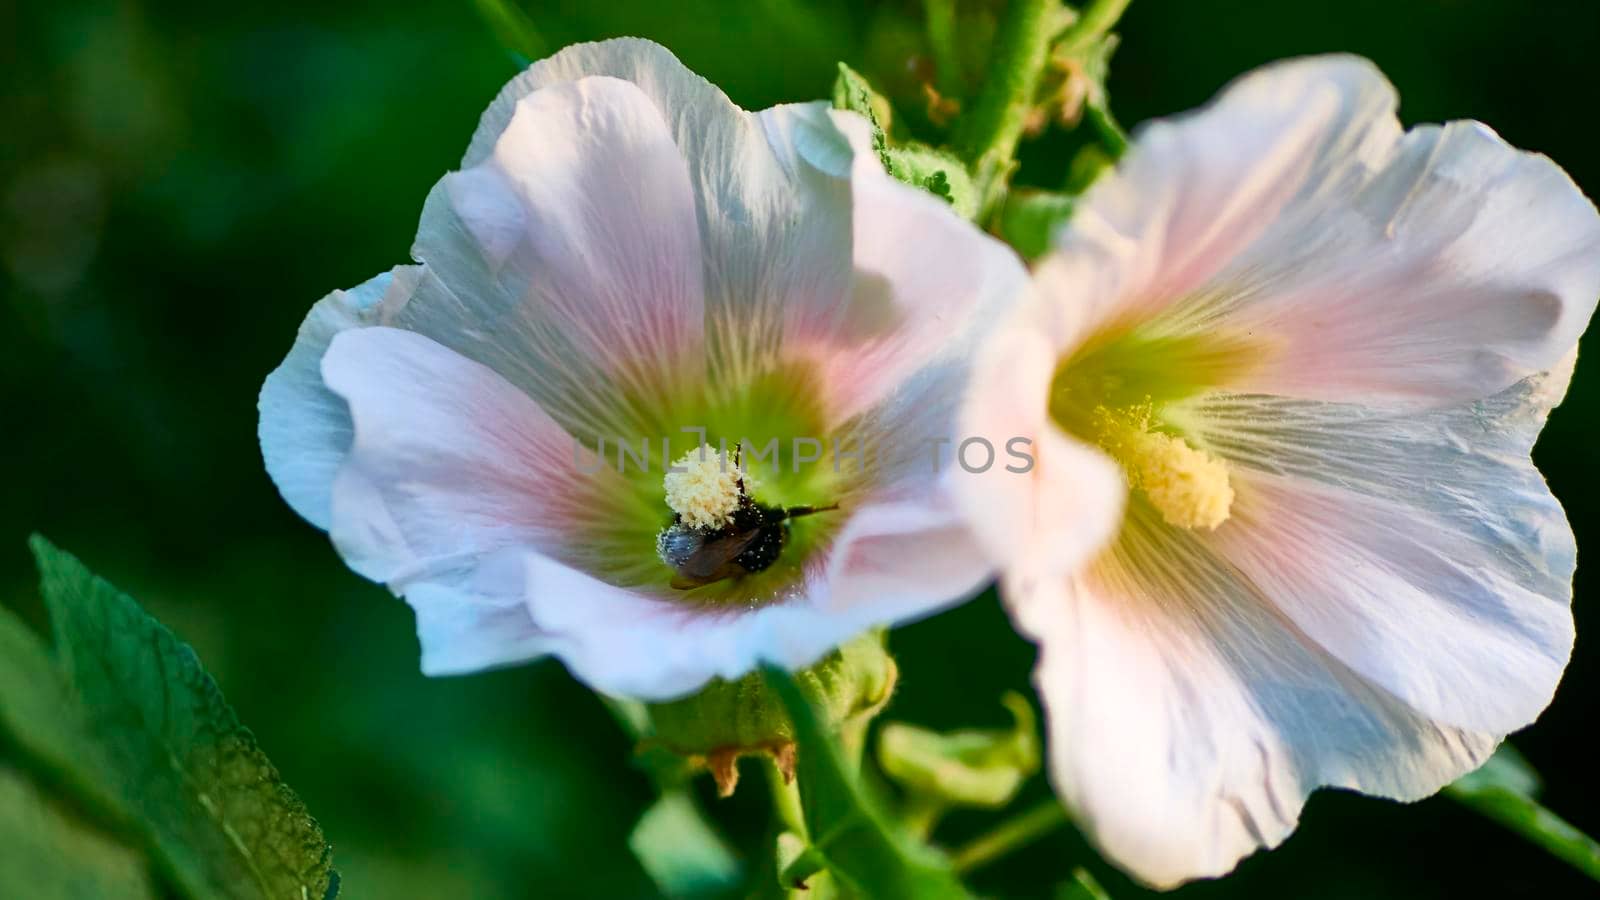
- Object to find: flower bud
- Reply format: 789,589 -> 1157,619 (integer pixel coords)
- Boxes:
645,634 -> 897,796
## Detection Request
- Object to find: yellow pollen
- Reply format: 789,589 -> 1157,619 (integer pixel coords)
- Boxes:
1097,406 -> 1233,531
664,444 -> 747,529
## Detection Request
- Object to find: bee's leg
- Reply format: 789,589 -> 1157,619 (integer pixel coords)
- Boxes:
783,502 -> 840,520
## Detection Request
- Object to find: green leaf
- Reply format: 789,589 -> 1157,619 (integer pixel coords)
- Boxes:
832,62 -> 895,148
877,692 -> 1039,809
629,790 -> 741,898
776,830 -> 827,889
762,666 -> 970,900
0,602 -> 128,826
0,765 -> 159,900
28,536 -> 336,900
1446,744 -> 1600,881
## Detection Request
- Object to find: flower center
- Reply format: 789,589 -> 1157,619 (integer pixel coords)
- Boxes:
566,359 -> 853,605
1049,327 -> 1263,531
1093,406 -> 1233,530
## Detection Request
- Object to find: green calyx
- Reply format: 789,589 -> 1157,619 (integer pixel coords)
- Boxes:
832,62 -> 979,219
644,634 -> 898,797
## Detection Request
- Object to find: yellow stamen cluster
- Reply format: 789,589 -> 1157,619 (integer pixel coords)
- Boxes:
664,444 -> 746,529
1096,406 -> 1234,531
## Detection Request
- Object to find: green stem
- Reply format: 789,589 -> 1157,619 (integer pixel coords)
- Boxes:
1447,784 -> 1600,880
1084,102 -> 1128,159
922,0 -> 962,94
765,755 -> 808,841
954,0 -> 1059,221
1056,0 -> 1132,52
950,799 -> 1069,874
901,795 -> 947,841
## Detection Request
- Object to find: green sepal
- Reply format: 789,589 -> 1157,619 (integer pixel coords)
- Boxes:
832,62 -> 896,148
833,62 -> 979,219
877,691 -> 1040,809
885,144 -> 980,220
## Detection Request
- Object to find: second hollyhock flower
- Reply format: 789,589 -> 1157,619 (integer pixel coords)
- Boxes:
959,55 -> 1600,888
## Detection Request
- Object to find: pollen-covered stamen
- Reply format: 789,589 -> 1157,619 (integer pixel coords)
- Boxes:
1095,406 -> 1234,531
663,444 -> 749,529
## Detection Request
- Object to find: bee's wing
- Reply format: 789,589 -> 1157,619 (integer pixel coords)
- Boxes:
668,527 -> 765,588
656,527 -> 704,568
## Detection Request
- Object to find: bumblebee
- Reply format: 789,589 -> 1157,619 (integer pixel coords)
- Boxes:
656,448 -> 836,589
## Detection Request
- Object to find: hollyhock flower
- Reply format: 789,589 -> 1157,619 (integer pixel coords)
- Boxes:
259,38 -> 1024,700
959,56 -> 1600,886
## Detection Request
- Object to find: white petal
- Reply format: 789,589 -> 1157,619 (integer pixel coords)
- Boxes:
408,548 -> 554,675
1052,55 -> 1400,328
320,326 -> 593,585
258,267 -> 422,529
787,107 -> 1032,423
1059,55 -> 1600,403
412,75 -> 705,439
461,41 -> 1030,428
1020,506 -> 1498,889
465,38 -> 745,173
814,497 -> 992,617
462,40 -> 857,397
952,305 -> 1126,577
1214,121 -> 1600,402
1180,364 -> 1576,733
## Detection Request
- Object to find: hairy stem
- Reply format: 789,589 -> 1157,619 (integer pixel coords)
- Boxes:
954,0 -> 1060,221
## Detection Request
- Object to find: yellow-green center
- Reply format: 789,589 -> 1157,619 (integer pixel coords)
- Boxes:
565,358 -> 855,605
1049,328 -> 1265,531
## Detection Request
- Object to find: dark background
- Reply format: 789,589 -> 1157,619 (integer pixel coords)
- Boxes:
3,1 -> 1597,896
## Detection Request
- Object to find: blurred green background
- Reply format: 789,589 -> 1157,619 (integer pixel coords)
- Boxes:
3,0 -> 1598,896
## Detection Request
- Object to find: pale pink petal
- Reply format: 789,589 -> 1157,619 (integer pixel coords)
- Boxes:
320,326 -> 598,585
464,40 -> 859,402
463,41 -> 1031,428
813,498 -> 992,617
1020,507 -> 1498,889
1058,55 -> 1600,403
406,548 -> 554,675
952,305 -> 1126,578
1212,121 -> 1600,402
1181,362 -> 1576,733
770,106 -> 1031,423
411,75 -> 705,439
1052,55 -> 1399,328
258,266 -> 422,529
